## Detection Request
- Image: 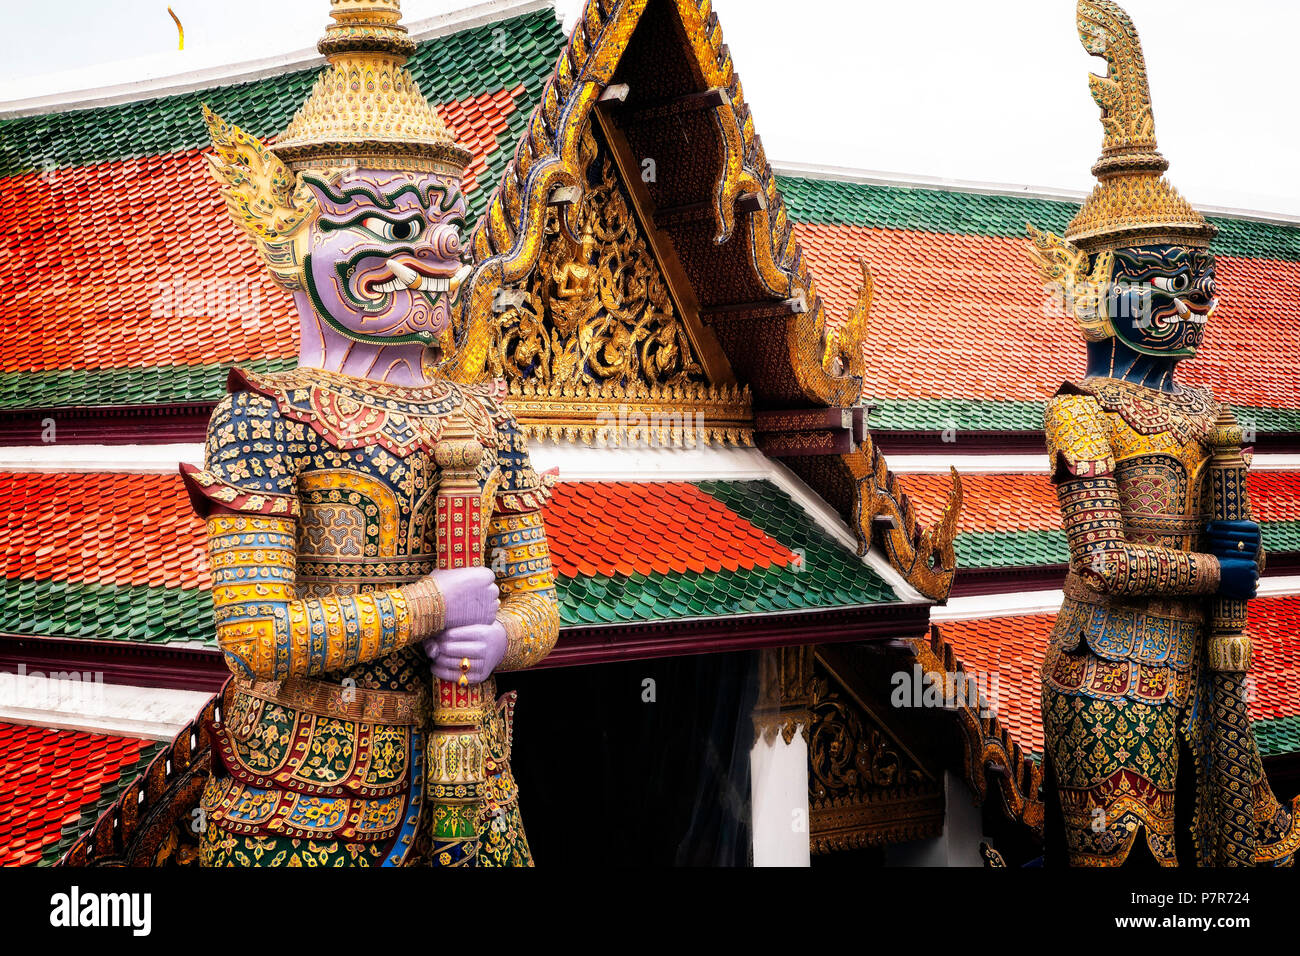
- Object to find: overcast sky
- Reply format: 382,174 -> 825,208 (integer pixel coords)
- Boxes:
2,0 -> 1296,216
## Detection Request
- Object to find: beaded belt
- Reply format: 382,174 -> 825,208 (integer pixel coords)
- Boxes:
1063,572 -> 1206,624
234,675 -> 423,726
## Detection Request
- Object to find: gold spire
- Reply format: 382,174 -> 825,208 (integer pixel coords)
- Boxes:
272,0 -> 473,175
1065,0 -> 1215,253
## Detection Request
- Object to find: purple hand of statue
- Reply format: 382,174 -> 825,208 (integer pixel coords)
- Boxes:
425,621 -> 508,684
422,567 -> 506,682
432,566 -> 500,630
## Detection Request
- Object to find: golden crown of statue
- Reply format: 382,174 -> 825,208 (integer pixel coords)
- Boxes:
271,0 -> 473,175
1025,1 -> 1217,341
202,0 -> 472,289
1065,0 -> 1216,253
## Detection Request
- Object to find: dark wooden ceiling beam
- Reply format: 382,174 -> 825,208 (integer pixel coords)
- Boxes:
620,86 -> 729,124
699,290 -> 807,320
653,192 -> 764,231
755,406 -> 858,457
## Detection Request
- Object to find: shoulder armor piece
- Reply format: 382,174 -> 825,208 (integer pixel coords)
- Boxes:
1045,385 -> 1115,482
180,462 -> 299,519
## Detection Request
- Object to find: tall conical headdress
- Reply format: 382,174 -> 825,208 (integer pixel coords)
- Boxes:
271,0 -> 472,175
203,0 -> 473,287
1065,0 -> 1216,253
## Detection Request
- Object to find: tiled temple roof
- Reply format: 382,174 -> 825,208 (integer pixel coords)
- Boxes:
4,16 -> 1295,425
779,176 -> 1300,260
0,9 -> 565,409
0,471 -> 896,645
898,470 -> 1300,571
0,89 -> 519,382
938,596 -> 1300,760
0,16 -> 559,177
0,721 -> 161,866
784,176 -> 1300,434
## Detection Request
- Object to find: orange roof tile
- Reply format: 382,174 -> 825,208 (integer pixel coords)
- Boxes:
795,222 -> 1300,411
0,472 -> 206,590
544,481 -> 795,578
0,722 -> 156,866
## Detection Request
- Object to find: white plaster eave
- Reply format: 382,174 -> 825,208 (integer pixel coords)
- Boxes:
931,588 -> 1065,622
931,573 -> 1300,622
885,454 -> 1050,474
0,444 -> 203,473
0,673 -> 212,741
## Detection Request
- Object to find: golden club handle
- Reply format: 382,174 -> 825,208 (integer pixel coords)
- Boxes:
1208,408 -> 1253,674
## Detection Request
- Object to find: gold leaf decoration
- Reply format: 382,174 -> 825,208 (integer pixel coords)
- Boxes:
490,130 -> 707,391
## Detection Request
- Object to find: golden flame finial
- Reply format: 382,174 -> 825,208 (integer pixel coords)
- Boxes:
1064,0 -> 1215,253
1076,0 -> 1164,177
271,0 -> 472,175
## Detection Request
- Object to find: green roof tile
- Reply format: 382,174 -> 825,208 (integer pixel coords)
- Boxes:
954,520 -> 1298,572
955,529 -> 1068,570
0,10 -> 565,182
777,174 -> 1300,262
1255,714 -> 1300,758
1262,521 -> 1300,554
0,358 -> 298,409
0,577 -> 213,645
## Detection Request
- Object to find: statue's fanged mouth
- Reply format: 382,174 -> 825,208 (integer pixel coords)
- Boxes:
359,257 -> 471,298
1170,295 -> 1217,326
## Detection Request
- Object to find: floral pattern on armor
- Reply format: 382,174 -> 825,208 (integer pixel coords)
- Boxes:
1041,374 -> 1299,865
1044,687 -> 1183,866
194,367 -> 559,867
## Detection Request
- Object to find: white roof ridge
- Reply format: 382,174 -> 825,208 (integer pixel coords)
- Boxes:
934,573 -> 1300,621
0,0 -> 557,120
771,160 -> 1300,229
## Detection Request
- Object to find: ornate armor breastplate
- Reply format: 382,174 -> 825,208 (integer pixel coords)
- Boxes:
1045,378 -> 1222,704
189,366 -> 556,864
1092,377 -> 1217,554
230,367 -> 507,692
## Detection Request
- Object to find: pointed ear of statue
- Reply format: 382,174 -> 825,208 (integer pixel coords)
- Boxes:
202,104 -> 317,289
1026,223 -> 1115,343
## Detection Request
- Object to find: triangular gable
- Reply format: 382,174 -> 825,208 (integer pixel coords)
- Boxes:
451,0 -> 961,599
0,0 -> 961,601
451,0 -> 861,408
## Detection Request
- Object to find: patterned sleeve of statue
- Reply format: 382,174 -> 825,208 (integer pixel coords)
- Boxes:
1044,386 -> 1220,597
483,399 -> 561,671
179,388 -> 448,680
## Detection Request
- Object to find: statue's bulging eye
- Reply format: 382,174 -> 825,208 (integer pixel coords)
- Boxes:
359,216 -> 423,242
1151,274 -> 1189,294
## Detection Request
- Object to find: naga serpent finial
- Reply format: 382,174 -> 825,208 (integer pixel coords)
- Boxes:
1076,0 -> 1163,175
1025,0 -> 1217,339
